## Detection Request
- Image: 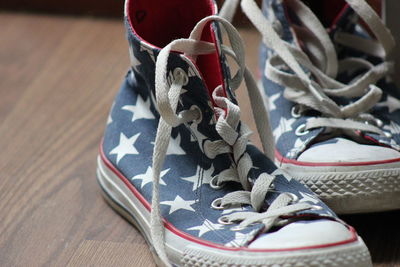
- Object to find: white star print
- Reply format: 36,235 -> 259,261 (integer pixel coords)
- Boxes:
150,133 -> 186,156
187,66 -> 197,77
273,117 -> 296,139
287,136 -> 311,158
225,232 -> 248,247
107,114 -> 113,125
107,102 -> 115,125
376,95 -> 400,113
225,229 -> 258,247
131,167 -> 169,188
166,133 -> 186,156
271,169 -> 292,182
189,122 -> 207,145
167,70 -> 174,87
293,137 -> 306,150
160,195 -> 196,214
122,95 -> 155,122
187,219 -> 224,237
182,165 -> 214,191
140,45 -> 155,63
299,192 -> 319,204
129,46 -> 141,74
110,133 -> 140,164
390,121 -> 400,135
209,115 -> 216,126
267,92 -> 280,111
383,121 -> 400,135
388,139 -> 400,150
319,210 -> 335,217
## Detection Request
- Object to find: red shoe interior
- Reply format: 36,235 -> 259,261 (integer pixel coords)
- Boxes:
300,0 -> 347,27
127,0 -> 225,101
300,0 -> 382,28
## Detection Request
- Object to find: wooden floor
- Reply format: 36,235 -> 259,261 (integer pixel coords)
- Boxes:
0,12 -> 399,266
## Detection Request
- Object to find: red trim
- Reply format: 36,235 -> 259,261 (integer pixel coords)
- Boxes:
362,133 -> 392,149
276,149 -> 400,167
329,3 -> 350,32
99,142 -> 359,252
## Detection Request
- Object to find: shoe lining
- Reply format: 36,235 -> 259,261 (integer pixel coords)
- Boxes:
127,0 -> 225,103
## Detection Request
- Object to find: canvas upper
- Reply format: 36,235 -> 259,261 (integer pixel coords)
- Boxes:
257,0 -> 400,163
97,0 -> 372,265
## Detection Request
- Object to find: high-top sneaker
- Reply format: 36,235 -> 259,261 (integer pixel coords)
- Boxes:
97,0 -> 372,265
221,0 -> 400,214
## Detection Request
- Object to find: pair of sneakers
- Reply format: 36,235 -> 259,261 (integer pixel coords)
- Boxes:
97,0 -> 400,266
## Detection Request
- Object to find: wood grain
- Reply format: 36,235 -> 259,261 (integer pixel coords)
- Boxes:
0,12 -> 399,267
0,0 -> 259,25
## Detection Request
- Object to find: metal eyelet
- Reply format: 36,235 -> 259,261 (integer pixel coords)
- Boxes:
311,205 -> 323,211
374,118 -> 383,128
210,176 -> 224,190
218,216 -> 233,225
365,117 -> 383,128
173,67 -> 189,86
295,124 -> 309,136
285,192 -> 299,204
291,105 -> 301,118
211,198 -> 225,210
269,182 -> 276,190
189,105 -> 202,124
384,131 -> 393,138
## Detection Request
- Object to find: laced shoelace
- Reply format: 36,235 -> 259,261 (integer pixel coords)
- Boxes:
151,15 -> 313,265
221,0 -> 396,138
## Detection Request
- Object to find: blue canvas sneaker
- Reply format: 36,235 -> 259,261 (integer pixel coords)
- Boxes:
97,0 -> 372,265
221,0 -> 400,214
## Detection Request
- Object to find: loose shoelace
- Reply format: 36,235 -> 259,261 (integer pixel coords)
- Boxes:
151,15 -> 312,265
221,0 -> 396,138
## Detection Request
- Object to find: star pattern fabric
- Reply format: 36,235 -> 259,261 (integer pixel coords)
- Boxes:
259,0 -> 400,159
189,122 -> 207,145
102,20 -> 338,247
376,95 -> 400,113
122,95 -> 155,122
272,117 -> 296,141
166,133 -> 186,156
187,219 -> 224,237
131,167 -> 169,188
299,192 -> 319,204
110,133 -> 140,164
161,195 -> 196,214
181,165 -> 214,191
129,45 -> 141,74
268,92 -> 280,111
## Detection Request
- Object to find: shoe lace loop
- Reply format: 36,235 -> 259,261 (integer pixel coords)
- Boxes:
151,15 -> 312,265
221,0 -> 396,137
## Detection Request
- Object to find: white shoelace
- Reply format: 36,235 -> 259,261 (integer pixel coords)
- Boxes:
221,0 -> 396,137
150,15 -> 312,265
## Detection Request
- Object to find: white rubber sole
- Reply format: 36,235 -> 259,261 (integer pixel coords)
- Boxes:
278,160 -> 400,214
97,156 -> 372,267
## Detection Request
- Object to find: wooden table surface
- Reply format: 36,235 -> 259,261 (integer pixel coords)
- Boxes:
0,12 -> 399,267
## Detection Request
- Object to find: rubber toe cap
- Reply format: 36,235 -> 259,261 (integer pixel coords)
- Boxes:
248,219 -> 353,249
297,138 -> 400,163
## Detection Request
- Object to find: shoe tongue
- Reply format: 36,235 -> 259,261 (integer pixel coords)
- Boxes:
195,21 -> 235,107
211,23 -> 236,101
